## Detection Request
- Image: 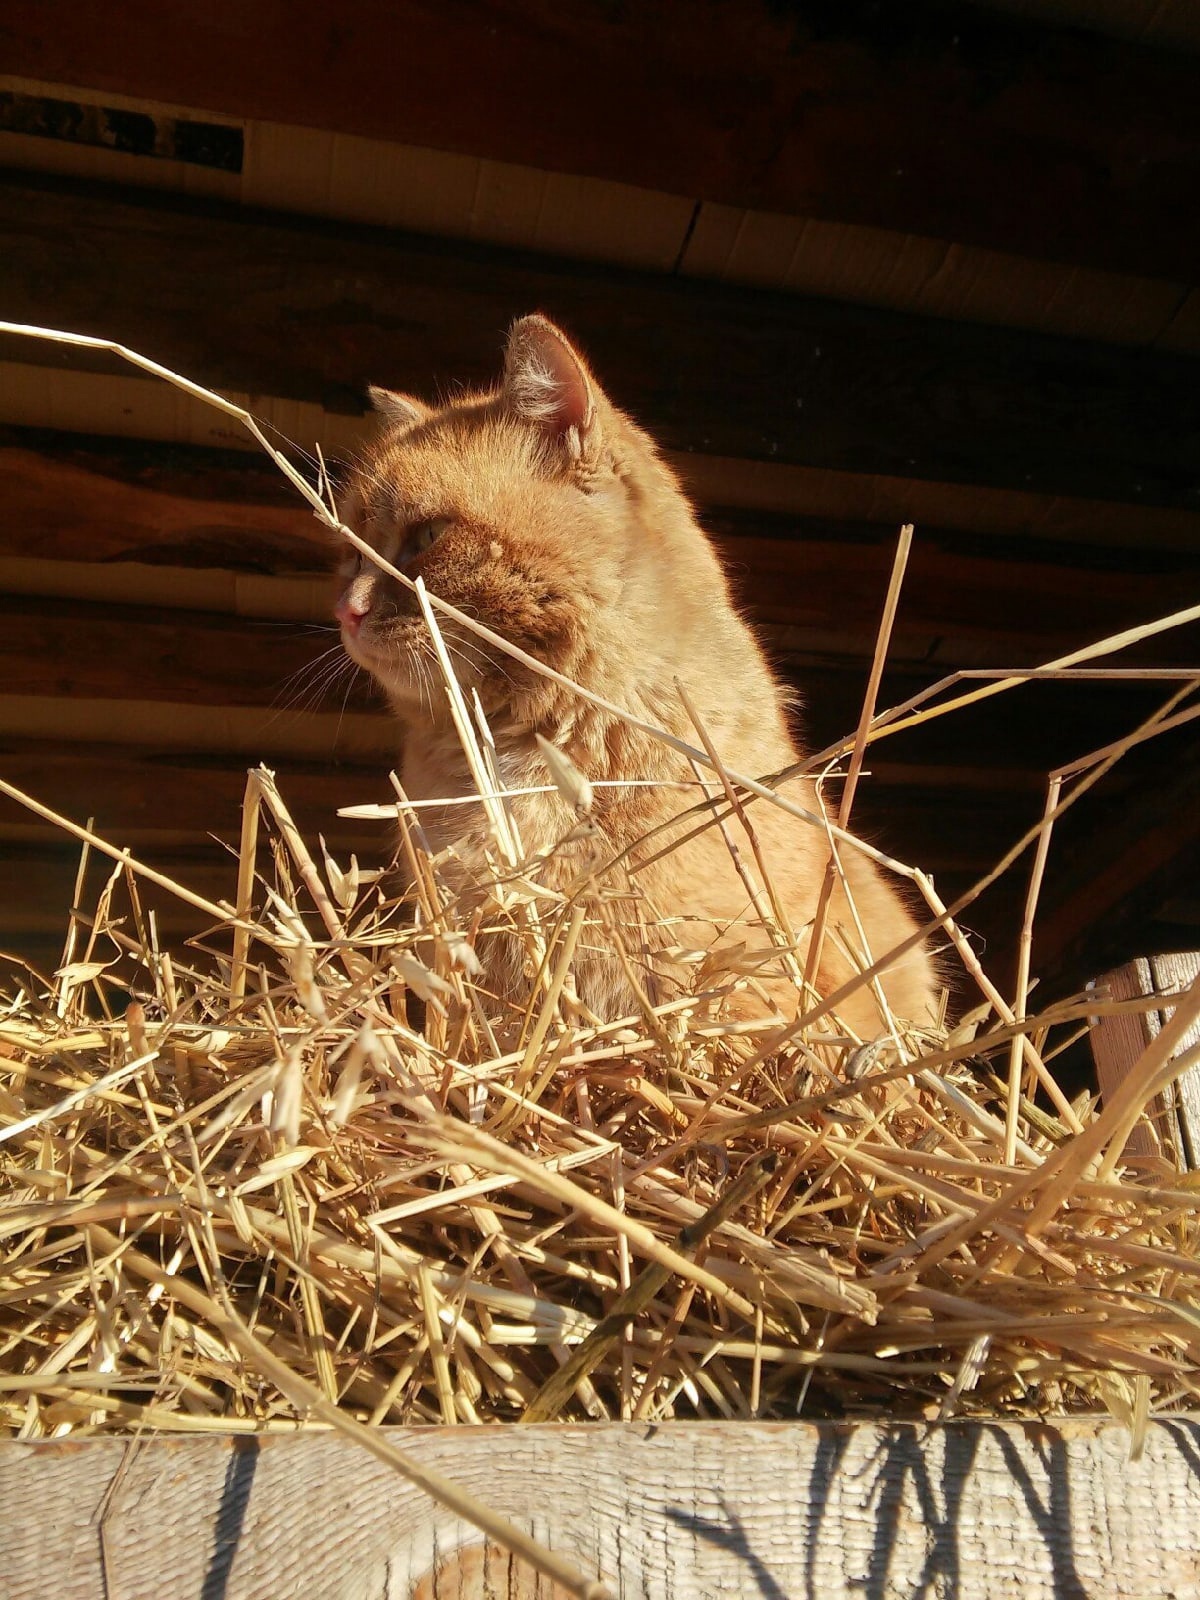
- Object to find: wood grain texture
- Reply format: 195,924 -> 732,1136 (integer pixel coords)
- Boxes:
3,178 -> 1200,510
4,0 -> 1200,278
2,1419 -> 1198,1599
0,742 -> 387,842
9,411 -> 1200,556
3,439 -> 1199,675
1092,954 -> 1200,1169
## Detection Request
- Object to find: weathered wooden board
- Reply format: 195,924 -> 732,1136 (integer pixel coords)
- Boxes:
2,1419 -> 1198,1598
5,436 -> 1200,670
1092,953 -> 1200,1168
0,742 -> 388,842
9,421 -> 1200,556
4,0 -> 1200,278
3,179 -> 1200,509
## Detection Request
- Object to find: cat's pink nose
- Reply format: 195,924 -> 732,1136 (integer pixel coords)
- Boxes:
336,594 -> 370,635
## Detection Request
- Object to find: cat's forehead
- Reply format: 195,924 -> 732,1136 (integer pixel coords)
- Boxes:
350,408 -> 538,524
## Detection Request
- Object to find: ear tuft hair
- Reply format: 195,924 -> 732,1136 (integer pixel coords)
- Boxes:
367,386 -> 428,430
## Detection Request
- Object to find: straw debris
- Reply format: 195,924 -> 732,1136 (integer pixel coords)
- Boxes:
2,747 -> 1198,1442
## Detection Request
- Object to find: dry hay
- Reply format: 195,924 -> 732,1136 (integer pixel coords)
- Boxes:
3,725 -> 1200,1447
1,323 -> 1199,1471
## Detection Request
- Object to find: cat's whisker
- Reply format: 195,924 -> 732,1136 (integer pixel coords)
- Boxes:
447,633 -> 518,693
404,638 -> 435,718
297,651 -> 361,712
333,659 -> 363,747
266,645 -> 355,722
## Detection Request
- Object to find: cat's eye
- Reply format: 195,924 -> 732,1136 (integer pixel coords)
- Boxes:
409,516 -> 451,554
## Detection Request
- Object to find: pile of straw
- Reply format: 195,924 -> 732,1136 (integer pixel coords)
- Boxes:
2,741 -> 1199,1443
1,323 -> 1199,1456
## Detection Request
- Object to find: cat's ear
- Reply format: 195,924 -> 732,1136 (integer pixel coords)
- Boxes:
367,385 -> 429,430
503,315 -> 598,458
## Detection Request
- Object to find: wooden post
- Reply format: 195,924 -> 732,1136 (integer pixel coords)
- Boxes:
3,1419 -> 1199,1598
1091,953 -> 1200,1169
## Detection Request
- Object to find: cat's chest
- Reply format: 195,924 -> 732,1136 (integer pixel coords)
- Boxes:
399,724 -> 566,854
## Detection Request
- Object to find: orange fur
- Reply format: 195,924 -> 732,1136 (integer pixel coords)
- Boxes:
336,316 -> 937,1037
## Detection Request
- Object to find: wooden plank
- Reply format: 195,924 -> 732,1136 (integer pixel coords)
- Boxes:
5,437 -> 1200,653
0,741 -> 390,845
721,527 -> 1200,669
1091,954 -> 1200,1169
677,202 -> 1191,348
1,1420 -> 1197,1598
4,0 -> 1200,279
0,595 -> 369,710
8,378 -> 1200,557
3,179 -> 1200,509
0,430 -> 324,571
0,844 -> 248,939
0,695 -> 395,764
1090,960 -> 1184,1161
1153,952 -> 1200,1165
3,83 -> 1191,352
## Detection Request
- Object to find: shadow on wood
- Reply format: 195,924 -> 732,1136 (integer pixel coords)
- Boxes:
4,1419 -> 1198,1598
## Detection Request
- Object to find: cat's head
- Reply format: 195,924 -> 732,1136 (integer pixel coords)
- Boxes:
334,315 -> 693,721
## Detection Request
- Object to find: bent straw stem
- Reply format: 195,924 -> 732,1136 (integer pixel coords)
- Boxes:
805,525 -> 912,995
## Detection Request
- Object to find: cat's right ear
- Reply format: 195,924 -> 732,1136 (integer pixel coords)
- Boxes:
367,386 -> 429,430
503,315 -> 599,464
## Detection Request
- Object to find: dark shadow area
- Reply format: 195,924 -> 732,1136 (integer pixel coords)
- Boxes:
200,1438 -> 260,1600
1159,1418 -> 1200,1486
995,1429 -> 1089,1600
665,1496 -> 790,1600
682,1422 -> 1113,1600
806,1426 -> 853,1600
839,1424 -> 986,1600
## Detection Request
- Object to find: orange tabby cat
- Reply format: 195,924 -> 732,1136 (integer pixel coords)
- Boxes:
335,315 -> 936,1037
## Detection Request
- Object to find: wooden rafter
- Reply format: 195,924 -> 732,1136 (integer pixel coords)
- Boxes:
4,0 -> 1200,278
2,179 -> 1200,509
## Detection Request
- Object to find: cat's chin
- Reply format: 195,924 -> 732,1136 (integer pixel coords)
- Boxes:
338,628 -> 436,706
339,629 -> 403,691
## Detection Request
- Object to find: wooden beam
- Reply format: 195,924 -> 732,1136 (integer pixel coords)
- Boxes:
4,1 -> 1200,279
0,741 -> 390,844
8,432 -> 1200,589
0,429 -> 323,571
3,1421 -> 1198,1598
723,527 -> 1200,669
0,695 -> 395,763
3,179 -> 1200,510
0,844 -> 246,939
8,392 -> 1200,558
0,595 -> 366,710
1090,953 -> 1200,1168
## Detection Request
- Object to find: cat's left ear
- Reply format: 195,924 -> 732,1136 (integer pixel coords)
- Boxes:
503,315 -> 599,462
367,386 -> 429,430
